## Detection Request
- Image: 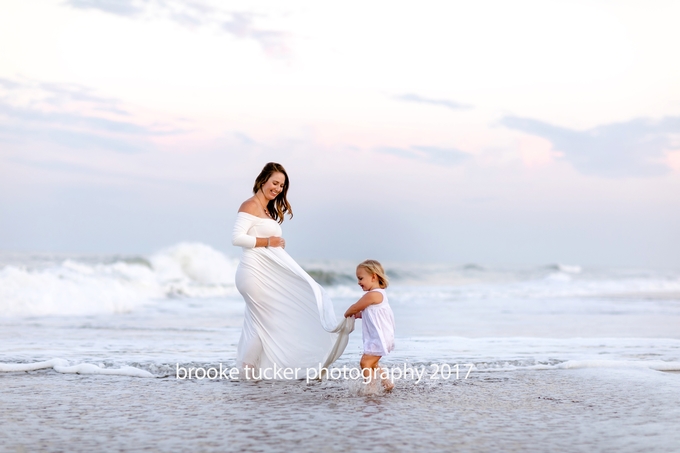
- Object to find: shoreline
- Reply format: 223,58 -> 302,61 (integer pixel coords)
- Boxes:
2,367 -> 679,452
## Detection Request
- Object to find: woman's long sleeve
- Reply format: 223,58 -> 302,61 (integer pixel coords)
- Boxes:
232,213 -> 257,248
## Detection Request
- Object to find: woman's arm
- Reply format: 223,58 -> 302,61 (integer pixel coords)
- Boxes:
344,291 -> 383,318
232,213 -> 257,248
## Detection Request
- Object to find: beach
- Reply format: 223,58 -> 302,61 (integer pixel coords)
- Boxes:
1,244 -> 680,452
3,1 -> 680,450
3,368 -> 679,452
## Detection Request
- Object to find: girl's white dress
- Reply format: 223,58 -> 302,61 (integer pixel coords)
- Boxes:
361,288 -> 395,356
232,212 -> 353,373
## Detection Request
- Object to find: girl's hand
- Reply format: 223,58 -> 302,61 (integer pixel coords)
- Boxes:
268,237 -> 286,248
355,311 -> 362,319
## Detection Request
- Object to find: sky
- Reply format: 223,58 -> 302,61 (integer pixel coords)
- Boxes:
1,0 -> 679,267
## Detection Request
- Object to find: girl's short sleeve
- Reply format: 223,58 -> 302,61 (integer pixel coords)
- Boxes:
232,213 -> 258,248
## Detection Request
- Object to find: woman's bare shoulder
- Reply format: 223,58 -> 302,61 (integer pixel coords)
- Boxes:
238,198 -> 260,216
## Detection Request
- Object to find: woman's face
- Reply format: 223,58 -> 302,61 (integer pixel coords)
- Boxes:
261,171 -> 286,201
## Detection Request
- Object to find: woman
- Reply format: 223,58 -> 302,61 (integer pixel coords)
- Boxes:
231,162 -> 352,377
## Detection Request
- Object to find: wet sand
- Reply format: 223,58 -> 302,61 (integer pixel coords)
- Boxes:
2,368 -> 679,453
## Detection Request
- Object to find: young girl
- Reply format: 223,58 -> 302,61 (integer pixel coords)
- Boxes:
344,259 -> 395,391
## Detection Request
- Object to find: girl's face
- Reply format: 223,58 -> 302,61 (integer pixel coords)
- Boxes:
261,171 -> 286,201
356,267 -> 378,291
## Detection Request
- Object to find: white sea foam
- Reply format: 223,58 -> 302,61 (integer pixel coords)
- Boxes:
53,363 -> 154,377
320,261 -> 680,302
0,359 -> 154,377
0,262 -> 161,316
553,263 -> 582,274
150,242 -> 237,288
529,359 -> 680,371
0,242 -> 240,316
2,247 -> 680,385
0,358 -> 70,372
3,248 -> 677,318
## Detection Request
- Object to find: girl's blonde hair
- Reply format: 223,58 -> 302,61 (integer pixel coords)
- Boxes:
357,259 -> 389,289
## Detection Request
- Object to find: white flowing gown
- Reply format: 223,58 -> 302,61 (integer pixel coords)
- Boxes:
232,212 -> 353,374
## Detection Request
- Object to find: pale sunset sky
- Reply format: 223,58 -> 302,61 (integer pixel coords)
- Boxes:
1,0 -> 679,267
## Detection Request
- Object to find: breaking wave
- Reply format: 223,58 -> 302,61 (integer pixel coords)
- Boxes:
0,243 -> 239,316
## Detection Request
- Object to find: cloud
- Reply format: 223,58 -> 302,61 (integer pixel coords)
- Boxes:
7,155 -> 210,187
0,77 -> 21,89
0,104 -> 149,135
222,12 -> 291,58
0,124 -> 145,153
39,81 -> 131,115
0,78 -> 182,154
66,0 -> 144,17
65,0 -> 292,58
394,93 -> 472,111
377,145 -> 471,167
232,131 -> 256,145
501,115 -> 680,177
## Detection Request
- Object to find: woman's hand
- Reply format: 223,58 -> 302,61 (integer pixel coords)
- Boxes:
268,236 -> 286,248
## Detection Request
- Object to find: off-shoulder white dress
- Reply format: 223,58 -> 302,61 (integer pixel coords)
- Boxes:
232,212 -> 353,374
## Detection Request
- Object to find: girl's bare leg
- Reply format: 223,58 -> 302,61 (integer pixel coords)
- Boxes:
360,354 -> 394,391
360,354 -> 381,382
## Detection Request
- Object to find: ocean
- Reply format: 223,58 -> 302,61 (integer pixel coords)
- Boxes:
1,242 -> 679,452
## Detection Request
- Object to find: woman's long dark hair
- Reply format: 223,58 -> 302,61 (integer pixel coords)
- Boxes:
253,162 -> 293,224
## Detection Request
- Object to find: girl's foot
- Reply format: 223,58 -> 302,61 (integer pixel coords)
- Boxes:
382,378 -> 395,392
